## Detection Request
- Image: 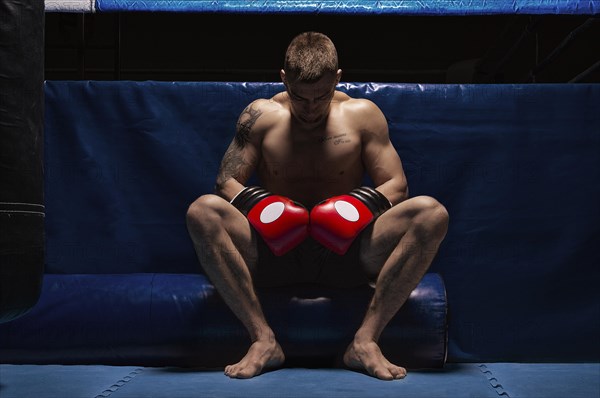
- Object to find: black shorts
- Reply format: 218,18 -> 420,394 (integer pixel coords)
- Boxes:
253,235 -> 371,288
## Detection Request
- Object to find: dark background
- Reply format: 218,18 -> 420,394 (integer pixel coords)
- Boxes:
45,12 -> 600,83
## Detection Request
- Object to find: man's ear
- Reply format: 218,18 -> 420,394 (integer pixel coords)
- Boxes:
280,69 -> 287,86
336,69 -> 342,84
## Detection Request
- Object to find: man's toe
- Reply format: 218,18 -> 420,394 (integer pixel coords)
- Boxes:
389,366 -> 406,379
373,367 -> 394,380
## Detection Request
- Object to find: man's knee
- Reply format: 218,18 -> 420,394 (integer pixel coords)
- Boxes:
408,196 -> 449,240
186,194 -> 228,233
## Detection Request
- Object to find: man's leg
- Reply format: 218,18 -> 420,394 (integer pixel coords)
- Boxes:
186,194 -> 284,378
344,196 -> 449,380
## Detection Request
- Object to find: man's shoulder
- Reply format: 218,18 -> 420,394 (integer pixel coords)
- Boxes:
334,95 -> 388,140
339,95 -> 380,112
245,96 -> 285,112
338,95 -> 386,126
237,95 -> 288,134
240,93 -> 287,116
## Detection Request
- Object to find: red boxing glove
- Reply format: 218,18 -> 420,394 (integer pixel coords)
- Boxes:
231,186 -> 309,256
309,186 -> 392,255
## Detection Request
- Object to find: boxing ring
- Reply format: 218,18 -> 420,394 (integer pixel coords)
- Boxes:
1,1 -> 599,398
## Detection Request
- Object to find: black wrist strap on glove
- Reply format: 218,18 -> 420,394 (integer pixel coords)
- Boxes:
348,186 -> 392,218
230,186 -> 271,215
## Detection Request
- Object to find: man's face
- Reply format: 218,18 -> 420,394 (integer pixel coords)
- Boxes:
284,72 -> 340,128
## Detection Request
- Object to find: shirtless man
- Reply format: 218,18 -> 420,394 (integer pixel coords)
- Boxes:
186,31 -> 449,380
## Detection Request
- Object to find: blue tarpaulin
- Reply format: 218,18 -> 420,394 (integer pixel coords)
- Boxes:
46,0 -> 600,14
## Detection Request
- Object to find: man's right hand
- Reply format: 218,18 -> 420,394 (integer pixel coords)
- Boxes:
231,186 -> 309,256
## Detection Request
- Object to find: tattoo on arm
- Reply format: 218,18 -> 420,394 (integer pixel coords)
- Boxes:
235,103 -> 262,148
214,102 -> 262,192
215,143 -> 249,191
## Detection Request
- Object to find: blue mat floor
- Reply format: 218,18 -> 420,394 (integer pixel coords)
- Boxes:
0,363 -> 598,398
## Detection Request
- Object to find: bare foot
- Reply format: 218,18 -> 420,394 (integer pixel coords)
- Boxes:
343,339 -> 407,380
224,340 -> 285,379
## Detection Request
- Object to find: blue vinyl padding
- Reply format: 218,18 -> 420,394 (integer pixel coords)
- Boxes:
0,365 -> 143,398
1,363 -> 598,398
0,81 -> 597,370
479,363 -> 600,398
0,81 -> 450,368
33,81 -> 600,363
0,273 -> 447,368
103,365 -> 495,398
95,0 -> 600,15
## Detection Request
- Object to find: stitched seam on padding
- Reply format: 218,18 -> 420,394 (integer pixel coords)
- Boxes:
479,364 -> 511,397
94,368 -> 144,398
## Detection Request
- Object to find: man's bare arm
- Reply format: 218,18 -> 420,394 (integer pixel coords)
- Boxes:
214,102 -> 263,201
360,101 -> 408,206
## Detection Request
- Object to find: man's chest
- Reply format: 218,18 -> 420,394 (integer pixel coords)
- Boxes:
260,129 -> 362,182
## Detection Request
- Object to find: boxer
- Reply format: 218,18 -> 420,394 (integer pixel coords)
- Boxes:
186,31 -> 449,380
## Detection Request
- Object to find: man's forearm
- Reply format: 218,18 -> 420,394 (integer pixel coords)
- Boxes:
375,178 -> 409,206
214,178 -> 246,202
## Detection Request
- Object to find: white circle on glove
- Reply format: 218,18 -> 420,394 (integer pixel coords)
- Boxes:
334,200 -> 359,222
260,202 -> 285,224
